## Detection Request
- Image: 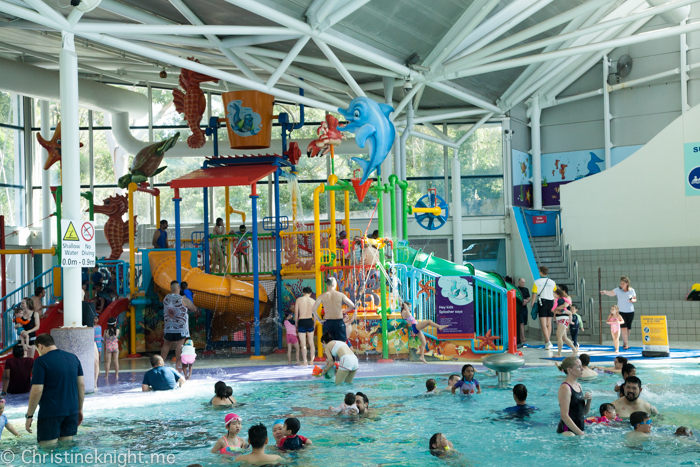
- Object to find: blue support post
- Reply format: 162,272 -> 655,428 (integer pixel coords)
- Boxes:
174,191 -> 182,283
203,186 -> 210,274
274,166 -> 283,350
251,184 -> 261,357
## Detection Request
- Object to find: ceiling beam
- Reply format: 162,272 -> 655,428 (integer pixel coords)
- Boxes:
265,35 -> 310,88
313,38 -> 365,97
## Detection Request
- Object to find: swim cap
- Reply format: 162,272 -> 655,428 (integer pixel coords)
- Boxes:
339,231 -> 347,238
273,419 -> 284,426
184,338 -> 193,346
225,413 -> 241,426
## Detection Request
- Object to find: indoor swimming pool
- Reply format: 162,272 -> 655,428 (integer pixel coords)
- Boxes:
2,362 -> 699,466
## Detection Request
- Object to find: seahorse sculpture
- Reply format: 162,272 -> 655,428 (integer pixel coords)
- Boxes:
36,121 -> 84,171
172,57 -> 219,149
93,194 -> 135,260
306,114 -> 346,158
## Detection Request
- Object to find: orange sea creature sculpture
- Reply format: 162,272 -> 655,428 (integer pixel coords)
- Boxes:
172,57 -> 219,149
93,193 -> 136,260
36,121 -> 84,171
306,114 -> 345,158
417,279 -> 435,298
475,329 -> 500,351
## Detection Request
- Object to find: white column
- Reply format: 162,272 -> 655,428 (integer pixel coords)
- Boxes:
40,100 -> 52,274
603,54 -> 612,170
382,77 -> 394,238
60,32 -> 82,328
681,19 -> 689,115
531,95 -> 542,210
451,149 -> 462,263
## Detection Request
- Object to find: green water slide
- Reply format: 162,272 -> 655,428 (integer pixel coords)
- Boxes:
397,246 -> 523,302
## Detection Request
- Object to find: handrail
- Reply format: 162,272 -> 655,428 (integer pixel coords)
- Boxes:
565,244 -> 572,276
579,277 -> 585,325
572,261 -> 579,296
522,211 -> 542,266
588,297 -> 595,336
555,214 -> 561,247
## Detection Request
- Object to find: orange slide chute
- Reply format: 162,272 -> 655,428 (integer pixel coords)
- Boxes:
148,250 -> 270,340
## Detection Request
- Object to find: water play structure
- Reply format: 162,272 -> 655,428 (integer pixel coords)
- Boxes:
0,65 -> 523,365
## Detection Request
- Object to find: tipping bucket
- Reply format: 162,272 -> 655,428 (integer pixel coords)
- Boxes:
351,169 -> 373,203
222,91 -> 275,149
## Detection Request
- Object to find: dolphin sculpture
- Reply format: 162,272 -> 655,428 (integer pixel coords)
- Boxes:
337,97 -> 395,184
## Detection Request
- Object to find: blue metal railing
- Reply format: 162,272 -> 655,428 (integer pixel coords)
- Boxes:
1,269 -> 54,349
472,275 -> 508,354
94,260 -> 130,297
387,262 -> 508,353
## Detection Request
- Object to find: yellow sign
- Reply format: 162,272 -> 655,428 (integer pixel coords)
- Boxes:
640,315 -> 669,357
63,221 -> 79,241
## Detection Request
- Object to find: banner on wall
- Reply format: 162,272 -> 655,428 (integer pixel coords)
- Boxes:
683,143 -> 700,196
435,276 -> 475,339
640,315 -> 670,357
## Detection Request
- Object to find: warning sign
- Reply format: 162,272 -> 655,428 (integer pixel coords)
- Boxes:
63,222 -> 79,241
61,219 -> 95,268
641,315 -> 670,357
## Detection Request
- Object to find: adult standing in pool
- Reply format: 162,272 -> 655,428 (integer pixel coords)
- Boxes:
320,332 -> 358,385
556,356 -> 592,436
612,376 -> 658,418
600,276 -> 636,350
312,277 -> 356,343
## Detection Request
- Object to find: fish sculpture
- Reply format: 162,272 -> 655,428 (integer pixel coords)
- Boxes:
337,97 -> 395,185
172,57 -> 219,148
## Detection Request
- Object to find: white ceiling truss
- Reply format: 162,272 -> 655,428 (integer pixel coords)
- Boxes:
0,0 -> 697,122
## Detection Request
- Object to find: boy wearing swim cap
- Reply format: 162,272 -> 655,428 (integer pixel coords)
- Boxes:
237,423 -> 284,466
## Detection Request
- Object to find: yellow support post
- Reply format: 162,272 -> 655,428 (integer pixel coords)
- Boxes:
0,248 -> 55,255
155,193 -> 161,227
344,190 -> 350,240
225,187 -> 230,273
313,184 -> 325,359
127,182 -> 138,356
328,174 -> 337,267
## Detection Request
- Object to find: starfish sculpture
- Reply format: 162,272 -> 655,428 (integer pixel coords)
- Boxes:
36,121 -> 84,171
417,279 -> 435,298
475,329 -> 500,351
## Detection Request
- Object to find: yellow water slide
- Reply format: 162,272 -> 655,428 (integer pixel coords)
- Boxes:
148,250 -> 269,340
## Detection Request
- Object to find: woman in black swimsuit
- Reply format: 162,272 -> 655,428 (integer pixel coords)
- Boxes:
210,381 -> 236,406
557,356 -> 592,436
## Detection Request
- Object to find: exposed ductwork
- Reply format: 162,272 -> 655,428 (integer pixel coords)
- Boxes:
0,57 -> 366,157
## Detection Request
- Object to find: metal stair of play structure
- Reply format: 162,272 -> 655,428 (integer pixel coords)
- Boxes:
530,234 -> 594,338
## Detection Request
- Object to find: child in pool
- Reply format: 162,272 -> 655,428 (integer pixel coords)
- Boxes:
614,363 -> 636,395
590,356 -> 627,374
446,374 -> 459,391
426,378 -> 438,395
329,392 -> 359,415
429,433 -> 454,457
625,411 -> 652,445
211,381 -> 236,406
586,403 -> 622,424
283,312 -> 300,365
236,423 -> 284,466
675,427 -> 693,437
210,413 -> 248,455
504,384 -> 538,414
277,417 -> 312,450
451,364 -> 480,395
0,399 -> 19,439
180,338 -> 196,380
607,305 -> 625,353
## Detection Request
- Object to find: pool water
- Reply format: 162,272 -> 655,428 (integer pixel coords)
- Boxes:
3,363 -> 700,466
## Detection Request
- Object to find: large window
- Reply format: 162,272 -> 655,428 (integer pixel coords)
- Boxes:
0,92 -> 25,228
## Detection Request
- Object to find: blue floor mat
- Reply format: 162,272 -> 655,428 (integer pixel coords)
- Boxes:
524,344 -> 700,361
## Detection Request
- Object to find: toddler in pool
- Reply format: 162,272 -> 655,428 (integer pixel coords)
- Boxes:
180,338 -> 196,380
0,399 -> 19,438
330,392 -> 359,415
210,413 -> 248,455
425,378 -> 438,395
284,312 -> 300,365
586,403 -> 622,425
429,433 -> 454,457
451,364 -> 480,395
277,417 -> 312,450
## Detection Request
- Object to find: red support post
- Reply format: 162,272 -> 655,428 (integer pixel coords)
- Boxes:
507,289 -> 518,355
1,215 -> 5,347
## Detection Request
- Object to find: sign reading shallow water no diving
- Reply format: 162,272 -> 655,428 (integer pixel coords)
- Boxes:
61,219 -> 95,268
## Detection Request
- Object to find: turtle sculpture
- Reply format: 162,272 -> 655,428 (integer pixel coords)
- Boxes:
117,132 -> 180,189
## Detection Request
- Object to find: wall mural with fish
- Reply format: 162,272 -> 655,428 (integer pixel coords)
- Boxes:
512,149 -> 532,208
